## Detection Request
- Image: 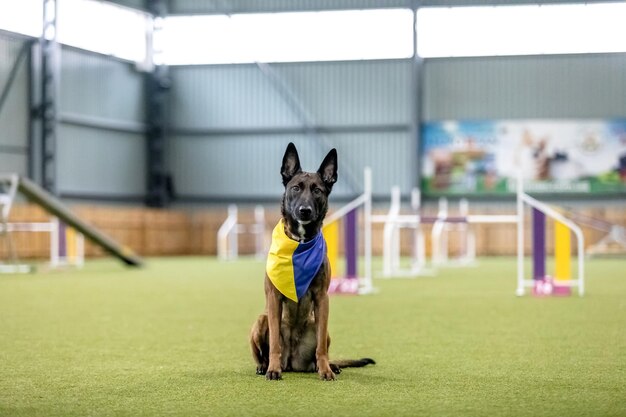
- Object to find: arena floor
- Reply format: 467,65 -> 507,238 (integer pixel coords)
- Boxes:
0,256 -> 624,417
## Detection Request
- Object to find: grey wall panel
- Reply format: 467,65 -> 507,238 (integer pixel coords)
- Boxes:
420,0 -> 619,5
168,132 -> 413,200
57,125 -> 146,196
170,0 -> 616,14
56,48 -> 146,199
60,48 -> 144,123
106,0 -> 148,11
170,60 -> 412,129
323,131 -> 414,197
0,154 -> 27,176
275,60 -> 412,127
0,35 -> 29,162
170,65 -> 300,129
170,0 -> 409,14
169,134 -> 312,199
169,58 -> 415,201
423,54 -> 626,121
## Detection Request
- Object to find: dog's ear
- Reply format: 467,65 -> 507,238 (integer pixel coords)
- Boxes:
317,148 -> 338,192
281,142 -> 302,186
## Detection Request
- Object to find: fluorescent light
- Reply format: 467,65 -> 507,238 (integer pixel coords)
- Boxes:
2,2 -> 626,65
57,0 -> 149,62
0,0 -> 43,37
162,9 -> 414,65
417,3 -> 626,58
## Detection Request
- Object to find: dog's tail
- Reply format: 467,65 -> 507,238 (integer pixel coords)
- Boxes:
330,358 -> 376,369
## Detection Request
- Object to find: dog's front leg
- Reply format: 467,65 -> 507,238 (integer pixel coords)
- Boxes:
265,278 -> 283,380
314,292 -> 335,381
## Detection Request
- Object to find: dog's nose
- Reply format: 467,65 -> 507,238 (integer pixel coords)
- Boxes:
298,206 -> 312,218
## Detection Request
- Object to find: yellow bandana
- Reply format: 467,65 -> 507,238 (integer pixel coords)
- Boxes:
265,220 -> 326,302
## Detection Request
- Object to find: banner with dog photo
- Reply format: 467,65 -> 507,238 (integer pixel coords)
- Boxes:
420,119 -> 626,196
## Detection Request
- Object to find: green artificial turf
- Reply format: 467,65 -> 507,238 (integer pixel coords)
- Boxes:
0,256 -> 624,417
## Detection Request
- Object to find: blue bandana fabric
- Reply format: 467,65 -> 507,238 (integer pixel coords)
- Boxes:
266,220 -> 327,302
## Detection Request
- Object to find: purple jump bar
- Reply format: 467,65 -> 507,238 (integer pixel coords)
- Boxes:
532,208 -> 546,281
345,208 -> 358,279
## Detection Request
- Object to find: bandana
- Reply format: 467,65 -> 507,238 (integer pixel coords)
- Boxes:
266,219 -> 327,302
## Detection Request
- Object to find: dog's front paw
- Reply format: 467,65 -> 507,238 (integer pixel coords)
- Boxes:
256,365 -> 267,375
265,368 -> 282,381
329,363 -> 342,375
318,367 -> 336,381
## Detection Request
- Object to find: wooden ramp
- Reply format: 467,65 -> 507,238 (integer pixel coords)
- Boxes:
6,174 -> 143,267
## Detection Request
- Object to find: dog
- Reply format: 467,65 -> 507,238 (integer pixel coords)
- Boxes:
249,142 -> 375,381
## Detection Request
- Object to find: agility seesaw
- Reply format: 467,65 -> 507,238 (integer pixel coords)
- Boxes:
0,173 -> 143,268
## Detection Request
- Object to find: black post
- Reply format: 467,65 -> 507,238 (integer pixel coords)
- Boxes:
40,0 -> 59,194
411,0 -> 424,193
144,0 -> 172,208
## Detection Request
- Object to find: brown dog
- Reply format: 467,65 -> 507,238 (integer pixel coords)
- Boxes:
250,142 -> 375,381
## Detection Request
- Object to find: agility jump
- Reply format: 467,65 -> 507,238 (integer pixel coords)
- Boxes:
516,176 -> 585,297
372,187 -> 431,277
1,216 -> 85,273
374,188 -> 517,277
0,173 -> 143,270
322,167 -> 374,295
217,204 -> 267,261
373,174 -> 585,296
556,209 -> 626,257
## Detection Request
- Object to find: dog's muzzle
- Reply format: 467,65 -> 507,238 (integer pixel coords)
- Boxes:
296,205 -> 314,224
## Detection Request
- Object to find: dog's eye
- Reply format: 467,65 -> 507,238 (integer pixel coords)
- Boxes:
313,188 -> 322,195
291,185 -> 300,192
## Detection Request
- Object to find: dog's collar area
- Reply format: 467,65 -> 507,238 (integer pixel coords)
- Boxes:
296,222 -> 307,242
284,218 -> 320,243
266,219 -> 327,302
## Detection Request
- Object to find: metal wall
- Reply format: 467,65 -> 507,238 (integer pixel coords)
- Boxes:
0,33 -> 30,176
168,0 -> 615,14
58,48 -> 146,200
423,53 -> 626,120
168,51 -> 626,203
5,1 -> 626,206
169,0 -> 408,14
168,60 -> 413,201
107,0 -> 148,11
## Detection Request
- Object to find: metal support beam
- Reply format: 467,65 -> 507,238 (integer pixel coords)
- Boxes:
144,0 -> 172,207
411,0 -> 425,193
28,40 -> 39,181
40,0 -> 59,194
172,123 -> 411,137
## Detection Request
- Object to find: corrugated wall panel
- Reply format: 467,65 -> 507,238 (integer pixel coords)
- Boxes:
275,60 -> 412,126
423,54 -> 626,120
169,135 -> 302,200
170,65 -> 300,129
420,0 -> 617,5
106,0 -> 148,11
170,0 -> 408,14
0,34 -> 30,176
325,131 -> 414,197
60,48 -> 144,122
170,60 -> 411,128
168,59 -> 414,200
0,153 -> 27,174
168,132 -> 412,200
170,0 -> 614,14
58,125 -> 145,196
57,48 -> 145,198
